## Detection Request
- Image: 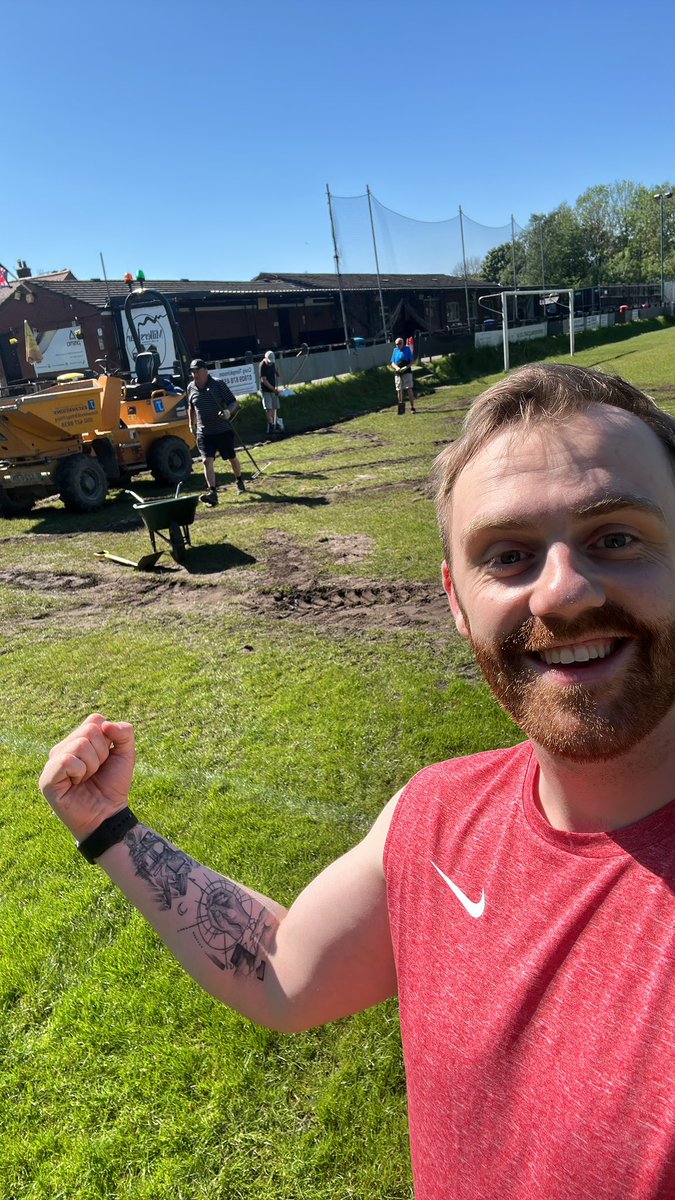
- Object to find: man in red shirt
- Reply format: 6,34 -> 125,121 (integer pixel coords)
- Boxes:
40,362 -> 675,1198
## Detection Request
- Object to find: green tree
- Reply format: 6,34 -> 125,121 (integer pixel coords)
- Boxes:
521,205 -> 589,288
481,179 -> 675,291
481,242 -> 526,286
576,185 -> 614,285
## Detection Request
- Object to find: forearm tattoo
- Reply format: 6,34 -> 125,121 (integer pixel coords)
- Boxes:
124,828 -> 274,981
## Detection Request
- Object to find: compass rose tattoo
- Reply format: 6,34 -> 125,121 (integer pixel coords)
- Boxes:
124,827 -> 274,980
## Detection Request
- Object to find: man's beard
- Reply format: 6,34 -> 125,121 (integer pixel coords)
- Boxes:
466,601 -> 675,762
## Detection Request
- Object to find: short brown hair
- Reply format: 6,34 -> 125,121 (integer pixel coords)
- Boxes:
432,362 -> 675,559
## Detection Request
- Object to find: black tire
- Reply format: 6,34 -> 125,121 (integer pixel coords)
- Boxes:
91,437 -> 121,481
169,522 -> 187,562
0,486 -> 35,517
148,436 -> 192,486
57,454 -> 109,513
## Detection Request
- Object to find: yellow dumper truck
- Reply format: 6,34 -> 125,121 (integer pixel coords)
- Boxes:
0,372 -> 195,515
0,286 -> 196,516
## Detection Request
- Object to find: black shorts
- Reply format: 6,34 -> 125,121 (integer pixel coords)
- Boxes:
197,430 -> 237,461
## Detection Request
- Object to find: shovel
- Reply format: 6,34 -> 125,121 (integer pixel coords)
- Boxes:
94,549 -> 163,570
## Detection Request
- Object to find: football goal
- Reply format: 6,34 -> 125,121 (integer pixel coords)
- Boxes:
478,288 -> 575,371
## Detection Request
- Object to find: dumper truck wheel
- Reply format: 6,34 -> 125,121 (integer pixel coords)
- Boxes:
148,436 -> 193,486
57,455 -> 109,513
0,487 -> 35,517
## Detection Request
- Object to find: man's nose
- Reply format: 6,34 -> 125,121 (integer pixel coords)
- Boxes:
529,543 -> 605,620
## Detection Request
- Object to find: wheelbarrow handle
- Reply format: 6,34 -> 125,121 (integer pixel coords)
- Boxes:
124,489 -> 145,505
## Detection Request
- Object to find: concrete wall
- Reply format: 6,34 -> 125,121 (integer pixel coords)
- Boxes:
278,341 -> 393,386
212,341 -> 395,391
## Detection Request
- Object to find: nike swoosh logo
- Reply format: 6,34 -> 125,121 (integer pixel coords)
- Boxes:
431,861 -> 486,918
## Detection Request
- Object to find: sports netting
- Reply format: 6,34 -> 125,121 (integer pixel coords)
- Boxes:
329,190 -> 524,278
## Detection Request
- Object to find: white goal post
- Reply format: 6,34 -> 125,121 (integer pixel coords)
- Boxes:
478,288 -> 575,372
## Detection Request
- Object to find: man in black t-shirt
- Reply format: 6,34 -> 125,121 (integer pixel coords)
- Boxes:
187,359 -> 246,505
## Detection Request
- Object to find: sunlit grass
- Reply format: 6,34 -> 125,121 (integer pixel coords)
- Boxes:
2,322 -> 674,1197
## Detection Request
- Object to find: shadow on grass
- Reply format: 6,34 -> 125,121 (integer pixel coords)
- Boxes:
180,542 -> 257,575
244,491 -> 329,507
259,470 -> 328,480
25,481 -> 205,536
27,506 -> 144,537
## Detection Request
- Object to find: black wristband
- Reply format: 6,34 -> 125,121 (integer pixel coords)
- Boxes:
77,807 -> 138,864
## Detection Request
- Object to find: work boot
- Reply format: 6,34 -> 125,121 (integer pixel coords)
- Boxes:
397,401 -> 405,415
200,488 -> 218,506
236,477 -> 246,494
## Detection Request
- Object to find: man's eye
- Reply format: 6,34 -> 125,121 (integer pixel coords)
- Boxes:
486,549 -> 527,567
594,532 -> 633,550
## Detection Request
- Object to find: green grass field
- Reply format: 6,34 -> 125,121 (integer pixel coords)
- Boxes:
2,324 -> 675,1199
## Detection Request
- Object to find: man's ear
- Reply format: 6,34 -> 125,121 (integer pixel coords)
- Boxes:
442,561 -> 469,638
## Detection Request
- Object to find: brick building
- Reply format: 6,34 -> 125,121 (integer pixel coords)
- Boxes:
0,268 -> 493,385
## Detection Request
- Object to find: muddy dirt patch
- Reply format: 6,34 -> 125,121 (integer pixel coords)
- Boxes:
0,570 -> 99,591
0,529 -> 452,638
316,534 -> 375,564
251,578 -> 450,631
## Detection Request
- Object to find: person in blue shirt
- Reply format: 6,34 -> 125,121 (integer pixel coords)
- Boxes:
391,338 -> 417,414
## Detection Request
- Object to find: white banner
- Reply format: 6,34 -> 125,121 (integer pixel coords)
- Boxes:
210,363 -> 258,397
35,327 -> 89,375
475,322 -> 547,348
120,307 -> 176,373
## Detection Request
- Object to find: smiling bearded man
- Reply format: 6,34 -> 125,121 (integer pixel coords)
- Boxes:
436,367 -> 675,766
40,362 -> 675,1200
469,600 -> 675,762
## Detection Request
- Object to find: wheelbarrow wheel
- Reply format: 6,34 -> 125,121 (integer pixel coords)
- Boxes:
169,521 -> 187,562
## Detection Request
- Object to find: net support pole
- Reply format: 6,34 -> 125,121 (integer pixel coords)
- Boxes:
326,184 -> 352,367
510,215 -> 518,324
100,251 -> 112,307
367,185 -> 388,340
501,287 -> 510,372
459,206 -> 472,332
568,288 -> 575,357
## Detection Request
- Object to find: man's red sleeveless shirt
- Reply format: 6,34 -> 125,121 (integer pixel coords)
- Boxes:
384,743 -> 675,1199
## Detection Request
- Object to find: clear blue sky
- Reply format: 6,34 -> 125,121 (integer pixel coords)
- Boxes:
5,0 -> 675,282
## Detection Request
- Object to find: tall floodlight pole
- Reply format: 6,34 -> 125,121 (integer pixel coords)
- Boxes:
459,206 -> 472,332
539,217 -> 546,290
367,186 -> 388,341
326,184 -> 352,365
653,191 -> 673,306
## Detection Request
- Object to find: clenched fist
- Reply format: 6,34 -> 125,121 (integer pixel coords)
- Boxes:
39,713 -> 136,842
